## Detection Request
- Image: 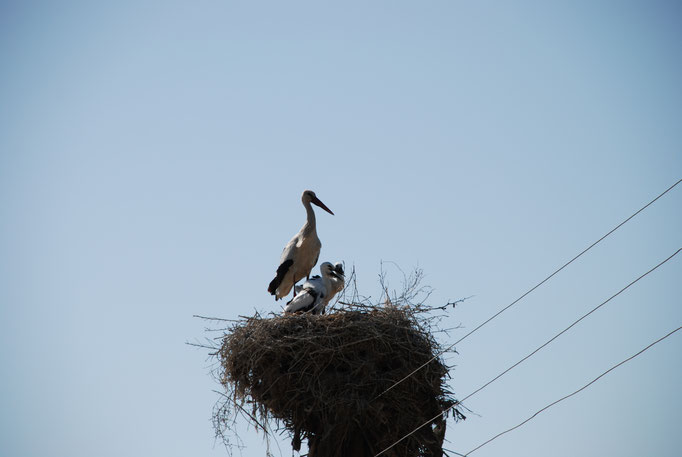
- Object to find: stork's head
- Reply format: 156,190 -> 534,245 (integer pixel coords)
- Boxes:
321,261 -> 344,280
302,190 -> 334,215
333,262 -> 345,278
319,262 -> 336,277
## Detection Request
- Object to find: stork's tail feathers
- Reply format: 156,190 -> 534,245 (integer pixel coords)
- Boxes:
268,259 -> 293,298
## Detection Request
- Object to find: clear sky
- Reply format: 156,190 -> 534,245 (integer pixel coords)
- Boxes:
1,1 -> 681,456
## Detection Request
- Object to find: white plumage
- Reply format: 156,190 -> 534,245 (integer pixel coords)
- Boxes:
284,262 -> 345,315
268,190 -> 334,300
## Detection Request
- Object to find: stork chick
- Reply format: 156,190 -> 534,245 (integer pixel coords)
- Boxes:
284,262 -> 344,315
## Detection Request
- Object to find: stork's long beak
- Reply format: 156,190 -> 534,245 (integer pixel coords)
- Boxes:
312,196 -> 334,215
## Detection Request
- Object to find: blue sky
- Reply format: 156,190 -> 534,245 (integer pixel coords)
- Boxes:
1,1 -> 680,456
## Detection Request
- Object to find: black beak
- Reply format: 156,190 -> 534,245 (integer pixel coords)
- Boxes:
330,270 -> 344,280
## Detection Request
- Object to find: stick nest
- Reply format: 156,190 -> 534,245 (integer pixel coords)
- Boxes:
215,304 -> 462,457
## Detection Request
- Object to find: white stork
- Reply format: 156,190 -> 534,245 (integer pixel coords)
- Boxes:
329,262 -> 345,298
284,261 -> 345,315
292,261 -> 345,313
268,190 -> 334,300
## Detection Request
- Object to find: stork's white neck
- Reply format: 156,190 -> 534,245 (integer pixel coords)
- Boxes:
302,199 -> 316,233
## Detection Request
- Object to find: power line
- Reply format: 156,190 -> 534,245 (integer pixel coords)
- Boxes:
374,178 -> 681,400
373,247 -> 681,457
463,325 -> 682,456
457,247 -> 680,405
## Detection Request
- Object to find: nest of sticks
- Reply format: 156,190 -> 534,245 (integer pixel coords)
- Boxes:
213,302 -> 463,457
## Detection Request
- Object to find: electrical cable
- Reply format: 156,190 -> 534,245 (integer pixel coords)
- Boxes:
375,178 -> 681,400
463,325 -> 682,456
373,247 -> 681,457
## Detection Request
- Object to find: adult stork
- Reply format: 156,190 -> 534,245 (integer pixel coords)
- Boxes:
268,190 -> 334,300
284,261 -> 345,315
